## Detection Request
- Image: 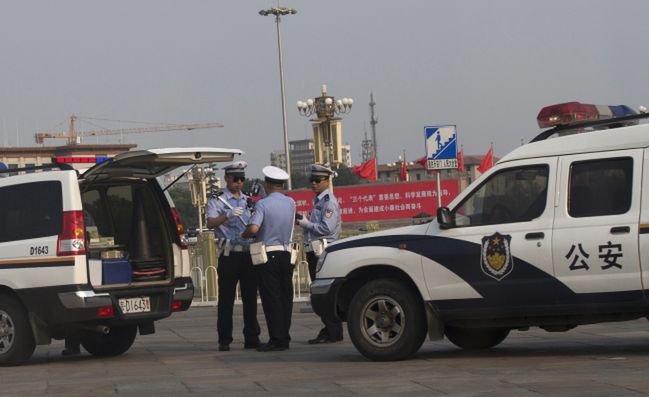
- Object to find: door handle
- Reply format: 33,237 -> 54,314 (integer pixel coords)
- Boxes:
610,226 -> 630,235
525,232 -> 545,240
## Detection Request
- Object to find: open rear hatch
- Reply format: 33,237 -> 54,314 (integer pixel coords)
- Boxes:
80,147 -> 242,289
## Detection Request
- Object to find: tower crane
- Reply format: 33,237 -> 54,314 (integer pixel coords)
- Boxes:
34,114 -> 224,145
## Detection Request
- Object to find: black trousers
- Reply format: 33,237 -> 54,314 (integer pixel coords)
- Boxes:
217,252 -> 260,345
255,251 -> 294,347
307,252 -> 344,341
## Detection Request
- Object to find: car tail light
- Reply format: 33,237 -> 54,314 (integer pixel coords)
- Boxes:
96,305 -> 114,318
171,300 -> 182,311
170,207 -> 188,249
57,210 -> 86,256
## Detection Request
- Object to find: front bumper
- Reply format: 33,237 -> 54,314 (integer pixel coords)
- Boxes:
310,278 -> 345,322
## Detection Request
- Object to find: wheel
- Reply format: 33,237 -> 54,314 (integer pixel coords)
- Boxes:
445,326 -> 509,350
0,294 -> 36,366
347,279 -> 427,361
81,325 -> 137,357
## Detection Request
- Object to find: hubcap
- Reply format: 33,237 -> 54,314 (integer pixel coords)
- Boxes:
0,310 -> 15,354
359,295 -> 404,348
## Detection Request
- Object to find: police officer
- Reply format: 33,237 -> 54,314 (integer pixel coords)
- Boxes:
242,166 -> 296,352
206,161 -> 261,352
296,164 -> 343,344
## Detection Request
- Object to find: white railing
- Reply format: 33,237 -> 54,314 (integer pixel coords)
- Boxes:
188,232 -> 312,306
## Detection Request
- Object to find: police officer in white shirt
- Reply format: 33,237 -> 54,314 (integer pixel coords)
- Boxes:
296,164 -> 343,343
206,161 -> 260,352
242,166 -> 296,352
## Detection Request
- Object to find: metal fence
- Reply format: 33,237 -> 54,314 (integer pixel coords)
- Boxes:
188,231 -> 312,306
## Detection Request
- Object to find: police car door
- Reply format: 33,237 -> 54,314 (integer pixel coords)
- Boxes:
432,158 -> 557,313
553,150 -> 643,303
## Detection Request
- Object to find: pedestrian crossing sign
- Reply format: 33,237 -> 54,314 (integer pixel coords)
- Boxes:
424,125 -> 458,170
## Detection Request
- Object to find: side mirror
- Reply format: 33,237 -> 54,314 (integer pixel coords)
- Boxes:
437,207 -> 453,229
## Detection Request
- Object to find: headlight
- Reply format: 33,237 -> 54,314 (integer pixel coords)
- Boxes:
315,251 -> 328,274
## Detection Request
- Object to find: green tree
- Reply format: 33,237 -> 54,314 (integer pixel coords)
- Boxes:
333,164 -> 361,186
290,172 -> 310,190
168,187 -> 198,230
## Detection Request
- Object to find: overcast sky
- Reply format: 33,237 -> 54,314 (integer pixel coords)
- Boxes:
2,1 -> 649,177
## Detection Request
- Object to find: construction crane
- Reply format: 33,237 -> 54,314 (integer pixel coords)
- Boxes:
34,114 -> 224,145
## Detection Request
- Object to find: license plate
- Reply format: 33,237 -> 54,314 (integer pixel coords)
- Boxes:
118,297 -> 151,314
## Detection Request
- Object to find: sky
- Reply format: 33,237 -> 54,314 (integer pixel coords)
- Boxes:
2,0 -> 649,177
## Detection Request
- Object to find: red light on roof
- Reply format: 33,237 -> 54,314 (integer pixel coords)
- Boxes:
537,102 -> 599,128
53,157 -> 109,164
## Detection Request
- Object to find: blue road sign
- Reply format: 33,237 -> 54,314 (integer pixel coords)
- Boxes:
424,125 -> 458,170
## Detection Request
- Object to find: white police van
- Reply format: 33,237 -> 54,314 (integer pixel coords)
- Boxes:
0,147 -> 241,365
311,102 -> 649,361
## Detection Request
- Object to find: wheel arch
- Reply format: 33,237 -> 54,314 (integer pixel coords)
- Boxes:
336,265 -> 423,321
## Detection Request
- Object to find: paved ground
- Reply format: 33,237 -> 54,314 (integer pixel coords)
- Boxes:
2,304 -> 649,397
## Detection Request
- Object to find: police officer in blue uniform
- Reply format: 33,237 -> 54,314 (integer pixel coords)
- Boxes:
206,161 -> 260,351
242,166 -> 296,352
296,164 -> 343,344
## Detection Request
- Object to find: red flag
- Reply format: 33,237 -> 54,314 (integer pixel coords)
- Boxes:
415,156 -> 427,167
477,147 -> 494,174
353,158 -> 377,181
399,159 -> 408,181
457,149 -> 464,172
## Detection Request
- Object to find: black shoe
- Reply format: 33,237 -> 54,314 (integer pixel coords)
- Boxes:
308,335 -> 342,344
244,340 -> 261,349
218,344 -> 230,351
256,342 -> 288,352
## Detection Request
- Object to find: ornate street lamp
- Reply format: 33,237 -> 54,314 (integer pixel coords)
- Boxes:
297,84 -> 353,167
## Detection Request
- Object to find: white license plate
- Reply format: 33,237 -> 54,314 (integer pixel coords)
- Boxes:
119,297 -> 151,314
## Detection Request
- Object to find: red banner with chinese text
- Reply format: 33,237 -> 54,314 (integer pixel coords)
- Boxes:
286,180 -> 458,222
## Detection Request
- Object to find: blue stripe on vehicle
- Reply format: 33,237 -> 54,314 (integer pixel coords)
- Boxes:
327,234 -> 645,308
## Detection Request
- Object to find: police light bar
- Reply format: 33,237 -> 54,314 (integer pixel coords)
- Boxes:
537,101 -> 637,128
52,156 -> 110,164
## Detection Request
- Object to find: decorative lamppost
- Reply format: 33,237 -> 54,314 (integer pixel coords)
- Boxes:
297,84 -> 353,167
259,6 -> 297,189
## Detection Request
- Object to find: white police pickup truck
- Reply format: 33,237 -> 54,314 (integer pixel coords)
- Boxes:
311,102 -> 649,361
0,147 -> 241,365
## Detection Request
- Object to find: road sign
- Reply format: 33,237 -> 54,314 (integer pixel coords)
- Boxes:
424,125 -> 458,170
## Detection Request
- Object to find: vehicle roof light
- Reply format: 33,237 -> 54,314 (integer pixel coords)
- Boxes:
537,101 -> 637,129
52,157 -> 109,164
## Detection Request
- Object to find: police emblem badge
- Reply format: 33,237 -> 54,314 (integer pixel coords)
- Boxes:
480,232 -> 514,280
325,209 -> 333,218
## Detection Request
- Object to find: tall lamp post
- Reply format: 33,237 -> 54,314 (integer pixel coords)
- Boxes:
259,6 -> 296,190
297,84 -> 353,167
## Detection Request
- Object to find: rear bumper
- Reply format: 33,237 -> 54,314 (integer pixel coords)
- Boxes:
310,278 -> 345,322
17,277 -> 194,328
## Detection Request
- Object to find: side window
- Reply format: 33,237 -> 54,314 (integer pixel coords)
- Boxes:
0,181 -> 62,242
452,165 -> 549,227
568,157 -> 632,218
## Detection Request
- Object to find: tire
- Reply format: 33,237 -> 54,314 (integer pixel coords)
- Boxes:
81,325 -> 137,357
0,294 -> 36,366
445,326 -> 509,350
347,278 -> 427,361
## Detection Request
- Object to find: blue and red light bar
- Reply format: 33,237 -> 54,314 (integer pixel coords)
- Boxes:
52,156 -> 109,164
537,102 -> 637,128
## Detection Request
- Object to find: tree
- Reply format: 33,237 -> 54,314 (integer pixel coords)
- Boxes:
333,164 -> 362,186
290,172 -> 310,190
168,187 -> 198,230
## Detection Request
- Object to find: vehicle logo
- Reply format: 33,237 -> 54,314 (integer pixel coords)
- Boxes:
481,232 -> 513,281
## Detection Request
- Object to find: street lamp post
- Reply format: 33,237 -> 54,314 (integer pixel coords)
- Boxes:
297,84 -> 353,167
259,7 -> 296,190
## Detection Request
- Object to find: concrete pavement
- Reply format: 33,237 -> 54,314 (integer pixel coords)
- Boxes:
1,303 -> 649,396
